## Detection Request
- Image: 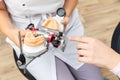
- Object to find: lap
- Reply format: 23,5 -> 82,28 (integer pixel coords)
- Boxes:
67,63 -> 104,80
56,57 -> 74,80
14,49 -> 103,80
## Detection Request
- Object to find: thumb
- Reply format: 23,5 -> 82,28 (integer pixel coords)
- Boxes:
69,36 -> 81,42
69,36 -> 89,43
69,36 -> 93,43
61,16 -> 69,25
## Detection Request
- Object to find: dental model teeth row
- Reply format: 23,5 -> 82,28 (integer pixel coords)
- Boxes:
24,32 -> 45,47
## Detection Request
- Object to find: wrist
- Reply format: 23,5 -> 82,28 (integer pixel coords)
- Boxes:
110,62 -> 120,76
5,27 -> 18,38
106,52 -> 120,70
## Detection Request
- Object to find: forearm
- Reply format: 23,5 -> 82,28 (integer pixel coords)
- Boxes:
105,51 -> 120,70
63,0 -> 78,17
0,11 -> 14,36
0,1 -> 14,37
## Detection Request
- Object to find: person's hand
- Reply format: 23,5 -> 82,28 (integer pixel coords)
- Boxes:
62,16 -> 69,30
70,36 -> 120,70
7,28 -> 30,47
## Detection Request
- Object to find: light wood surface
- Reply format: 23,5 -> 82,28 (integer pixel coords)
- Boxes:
0,0 -> 120,80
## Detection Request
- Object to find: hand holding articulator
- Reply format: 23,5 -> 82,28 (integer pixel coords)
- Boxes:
17,8 -> 68,73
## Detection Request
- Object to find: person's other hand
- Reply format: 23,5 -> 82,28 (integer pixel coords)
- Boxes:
7,28 -> 30,47
70,36 -> 120,70
62,16 -> 69,29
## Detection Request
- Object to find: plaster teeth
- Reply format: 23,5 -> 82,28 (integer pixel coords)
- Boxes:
24,32 -> 44,46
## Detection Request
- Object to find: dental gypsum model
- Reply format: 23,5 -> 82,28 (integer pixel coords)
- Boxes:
17,31 -> 48,74
26,24 -> 67,50
26,7 -> 67,51
17,8 -> 68,74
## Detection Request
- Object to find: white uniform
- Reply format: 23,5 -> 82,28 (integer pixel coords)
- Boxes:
3,0 -> 84,80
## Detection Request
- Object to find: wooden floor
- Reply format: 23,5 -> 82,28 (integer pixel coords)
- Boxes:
0,0 -> 120,80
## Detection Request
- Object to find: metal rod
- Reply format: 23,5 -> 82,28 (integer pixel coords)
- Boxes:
18,31 -> 23,53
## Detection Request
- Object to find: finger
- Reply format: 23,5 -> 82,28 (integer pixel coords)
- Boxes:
21,38 -> 24,44
20,29 -> 30,36
69,36 -> 91,43
77,49 -> 88,57
61,17 -> 69,25
78,56 -> 89,63
21,37 -> 24,40
77,43 -> 88,50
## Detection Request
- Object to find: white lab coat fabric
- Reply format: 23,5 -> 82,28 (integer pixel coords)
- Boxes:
4,0 -> 84,80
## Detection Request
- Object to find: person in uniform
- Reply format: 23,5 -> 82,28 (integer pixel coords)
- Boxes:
0,0 -> 103,80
